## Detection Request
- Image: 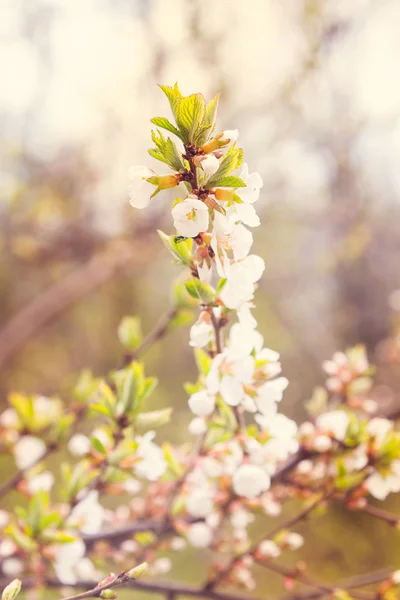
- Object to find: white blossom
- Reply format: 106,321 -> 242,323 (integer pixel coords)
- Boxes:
286,532 -> 304,550
2,558 -> 23,577
231,509 -> 254,529
189,320 -> 213,348
316,411 -> 350,441
258,540 -> 281,558
152,557 -> 172,575
13,436 -> 46,469
188,417 -> 207,436
201,154 -> 220,178
313,434 -> 332,453
365,461 -> 400,500
54,539 -> 88,584
187,522 -> 213,548
233,464 -> 270,498
172,197 -> 209,238
233,202 -> 260,227
0,409 -> 18,428
366,418 -> 392,445
237,164 -> 263,204
27,471 -> 55,494
221,129 -> 239,143
220,255 -> 265,309
171,537 -> 186,551
122,478 -> 142,494
69,491 -> 104,535
186,489 -> 214,518
188,390 -> 215,416
135,431 -> 167,481
202,457 -> 223,478
128,166 -> 156,209
212,213 -> 253,261
68,433 -> 91,456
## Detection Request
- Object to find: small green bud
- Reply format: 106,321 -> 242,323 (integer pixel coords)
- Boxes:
118,316 -> 143,351
2,580 -> 22,600
100,590 -> 117,599
127,562 -> 149,579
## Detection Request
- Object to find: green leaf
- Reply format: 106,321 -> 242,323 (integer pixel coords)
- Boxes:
150,117 -> 182,139
73,370 -> 100,404
194,347 -> 212,376
159,83 -> 183,123
91,436 -> 107,455
136,408 -> 172,429
216,278 -> 227,295
92,382 -> 117,418
197,93 -> 219,145
185,279 -> 215,304
211,175 -> 246,188
207,144 -> 243,187
176,93 -> 206,144
2,579 -> 21,600
163,442 -> 184,477
158,230 -> 193,266
168,309 -> 194,329
149,130 -> 184,171
115,364 -> 143,417
137,376 -> 158,405
41,530 -> 77,544
118,316 -> 143,351
5,524 -> 37,552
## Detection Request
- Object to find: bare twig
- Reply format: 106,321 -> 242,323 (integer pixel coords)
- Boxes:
205,489 -> 333,590
0,445 -> 55,499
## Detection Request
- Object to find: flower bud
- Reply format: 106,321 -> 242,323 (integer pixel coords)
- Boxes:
157,174 -> 180,190
214,188 -> 234,202
2,579 -> 21,600
127,562 -> 149,579
100,591 -> 117,599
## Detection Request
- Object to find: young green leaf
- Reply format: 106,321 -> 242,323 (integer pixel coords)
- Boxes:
211,175 -> 246,188
207,144 -> 243,187
150,117 -> 182,139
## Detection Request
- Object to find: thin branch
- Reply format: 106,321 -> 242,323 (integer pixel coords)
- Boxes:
0,237 -> 152,371
279,568 -> 394,600
9,576 -> 267,600
129,307 -> 178,362
254,559 -> 373,600
346,502 -> 400,527
205,489 -> 333,590
0,445 -> 55,499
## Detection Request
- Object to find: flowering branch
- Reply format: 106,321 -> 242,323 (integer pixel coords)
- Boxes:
1,83 -> 400,600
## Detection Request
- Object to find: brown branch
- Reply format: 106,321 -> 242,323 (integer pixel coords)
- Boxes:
348,503 -> 400,527
129,306 -> 179,362
279,568 -> 394,600
255,559 -> 373,600
0,238 -> 151,371
205,489 -> 333,590
6,576 -> 265,600
0,445 -> 55,499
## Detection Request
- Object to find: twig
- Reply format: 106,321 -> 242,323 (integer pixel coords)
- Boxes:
129,307 -> 178,362
254,559 -> 373,600
0,445 -> 54,499
11,576 -> 266,600
60,569 -> 138,600
205,489 -> 333,590
347,502 -> 400,527
0,236 -> 154,371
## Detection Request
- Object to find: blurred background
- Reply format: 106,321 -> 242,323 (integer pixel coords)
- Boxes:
2,0 -> 400,595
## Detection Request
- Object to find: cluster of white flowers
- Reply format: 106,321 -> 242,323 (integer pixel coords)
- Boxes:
128,122 -> 300,543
